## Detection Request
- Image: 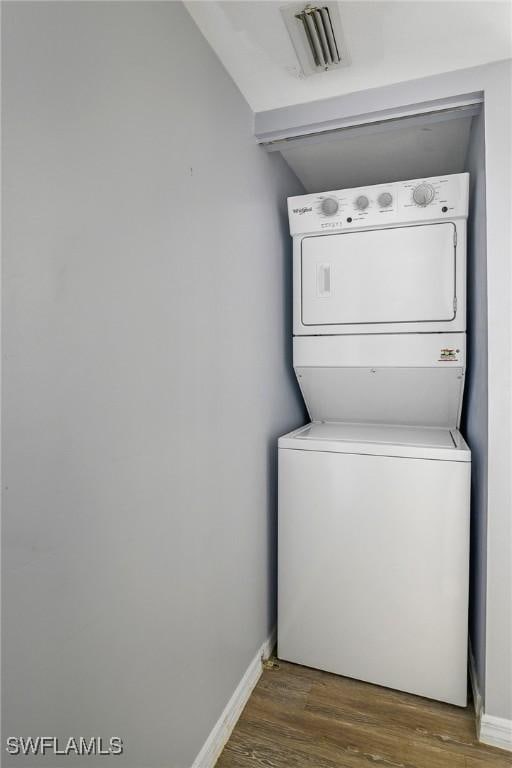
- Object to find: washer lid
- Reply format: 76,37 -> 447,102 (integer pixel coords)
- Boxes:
278,422 -> 471,462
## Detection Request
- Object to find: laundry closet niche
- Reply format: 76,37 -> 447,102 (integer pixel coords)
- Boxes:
264,102 -> 488,702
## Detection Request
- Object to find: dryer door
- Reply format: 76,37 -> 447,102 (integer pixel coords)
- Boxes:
301,223 -> 456,328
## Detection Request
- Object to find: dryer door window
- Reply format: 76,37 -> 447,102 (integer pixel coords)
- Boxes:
301,223 -> 456,327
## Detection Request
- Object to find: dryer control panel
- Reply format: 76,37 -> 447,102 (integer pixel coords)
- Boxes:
288,173 -> 469,235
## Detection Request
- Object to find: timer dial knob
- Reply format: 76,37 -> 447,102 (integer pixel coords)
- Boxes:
355,195 -> 369,210
413,183 -> 435,206
320,197 -> 339,216
378,192 -> 393,208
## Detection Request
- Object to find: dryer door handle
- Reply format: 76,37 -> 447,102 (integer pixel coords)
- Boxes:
317,263 -> 332,297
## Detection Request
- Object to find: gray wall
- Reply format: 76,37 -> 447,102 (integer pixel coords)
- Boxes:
1,3 -> 305,766
481,60 -> 512,722
462,109 -> 488,695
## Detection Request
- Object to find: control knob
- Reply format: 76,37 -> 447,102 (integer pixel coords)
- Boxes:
355,195 -> 369,210
320,197 -> 339,216
413,183 -> 435,206
378,192 -> 393,208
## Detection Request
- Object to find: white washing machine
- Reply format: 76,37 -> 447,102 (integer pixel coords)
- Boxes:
278,174 -> 471,707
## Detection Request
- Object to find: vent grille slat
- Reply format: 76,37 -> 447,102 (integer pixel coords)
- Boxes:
295,4 -> 342,70
319,7 -> 340,62
303,10 -> 326,67
311,9 -> 332,65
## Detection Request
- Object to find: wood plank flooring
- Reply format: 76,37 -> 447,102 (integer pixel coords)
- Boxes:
216,658 -> 511,768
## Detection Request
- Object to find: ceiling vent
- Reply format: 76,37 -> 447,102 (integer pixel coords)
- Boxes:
281,3 -> 350,77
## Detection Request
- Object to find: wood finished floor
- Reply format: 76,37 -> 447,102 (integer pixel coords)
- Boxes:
216,658 -> 511,768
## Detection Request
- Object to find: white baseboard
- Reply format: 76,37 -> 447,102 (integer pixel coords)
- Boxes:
480,714 -> 512,752
191,627 -> 276,768
469,641 -> 512,752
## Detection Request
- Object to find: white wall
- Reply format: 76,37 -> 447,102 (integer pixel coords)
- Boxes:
480,60 -> 512,725
1,2 -> 305,766
462,109 -> 488,695
186,1 -> 512,111
255,59 -> 512,722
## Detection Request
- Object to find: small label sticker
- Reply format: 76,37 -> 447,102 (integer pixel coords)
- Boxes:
439,348 -> 459,362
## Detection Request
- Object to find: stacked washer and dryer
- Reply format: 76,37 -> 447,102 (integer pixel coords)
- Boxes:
278,174 -> 471,707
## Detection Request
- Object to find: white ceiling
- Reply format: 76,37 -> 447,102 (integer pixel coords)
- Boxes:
279,112 -> 474,192
185,1 -> 512,113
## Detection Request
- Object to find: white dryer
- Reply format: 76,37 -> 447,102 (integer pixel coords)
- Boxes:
278,173 -> 471,707
290,173 -> 468,336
